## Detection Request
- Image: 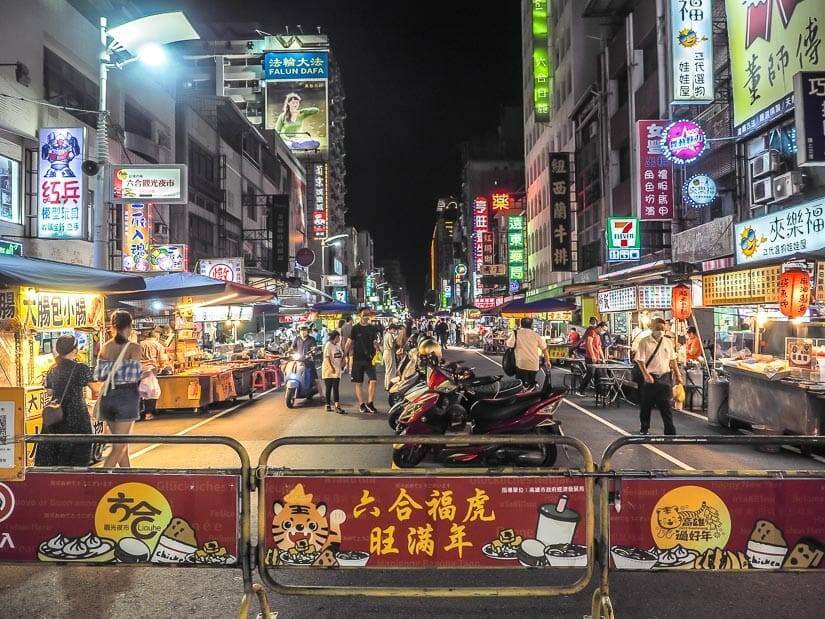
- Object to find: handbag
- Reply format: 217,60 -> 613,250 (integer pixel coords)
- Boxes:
372,350 -> 383,366
502,329 -> 518,376
631,337 -> 664,386
93,342 -> 130,419
43,364 -> 77,427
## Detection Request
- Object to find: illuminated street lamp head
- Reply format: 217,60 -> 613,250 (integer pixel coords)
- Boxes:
137,43 -> 166,66
323,234 -> 348,246
107,11 -> 199,57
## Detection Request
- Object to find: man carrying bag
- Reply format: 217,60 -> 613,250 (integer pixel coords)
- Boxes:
634,317 -> 683,435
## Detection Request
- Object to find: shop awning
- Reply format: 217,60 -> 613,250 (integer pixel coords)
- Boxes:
0,254 -> 147,293
311,300 -> 356,314
110,272 -> 274,306
498,296 -> 576,316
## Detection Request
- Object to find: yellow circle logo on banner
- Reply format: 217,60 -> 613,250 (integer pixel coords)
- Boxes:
650,485 -> 731,553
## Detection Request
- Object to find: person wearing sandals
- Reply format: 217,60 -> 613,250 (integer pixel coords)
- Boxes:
93,310 -> 145,467
35,334 -> 94,467
322,330 -> 347,414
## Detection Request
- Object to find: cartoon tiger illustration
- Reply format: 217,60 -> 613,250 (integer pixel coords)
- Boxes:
655,501 -> 724,540
269,483 -> 346,565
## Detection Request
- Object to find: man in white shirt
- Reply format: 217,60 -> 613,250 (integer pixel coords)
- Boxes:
635,317 -> 683,435
505,317 -> 550,388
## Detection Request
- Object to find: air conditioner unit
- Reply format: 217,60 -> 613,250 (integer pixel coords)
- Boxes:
752,177 -> 774,203
747,134 -> 771,159
750,152 -> 781,178
773,171 -> 804,201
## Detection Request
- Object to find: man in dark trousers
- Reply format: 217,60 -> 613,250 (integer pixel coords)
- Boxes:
344,307 -> 380,413
435,318 -> 449,351
635,317 -> 683,435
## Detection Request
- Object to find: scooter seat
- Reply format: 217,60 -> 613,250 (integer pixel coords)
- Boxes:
469,377 -> 522,399
470,393 -> 543,424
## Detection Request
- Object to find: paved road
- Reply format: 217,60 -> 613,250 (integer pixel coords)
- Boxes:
1,348 -> 824,618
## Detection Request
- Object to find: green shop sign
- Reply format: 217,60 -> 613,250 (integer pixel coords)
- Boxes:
508,215 -> 525,282
532,0 -> 551,122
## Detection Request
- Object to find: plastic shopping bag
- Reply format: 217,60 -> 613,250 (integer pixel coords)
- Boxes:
138,373 -> 162,399
672,382 -> 685,403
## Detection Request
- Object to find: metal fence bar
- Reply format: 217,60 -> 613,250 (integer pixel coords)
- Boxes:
592,434 -> 825,619
22,434 -> 260,619
256,434 -> 596,598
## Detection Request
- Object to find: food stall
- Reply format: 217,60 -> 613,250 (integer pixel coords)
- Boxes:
0,255 -> 146,461
110,271 -> 275,414
498,296 -> 576,360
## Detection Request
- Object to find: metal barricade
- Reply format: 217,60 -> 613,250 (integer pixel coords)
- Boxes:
256,434 -> 595,599
17,434 -> 271,619
592,435 -> 825,619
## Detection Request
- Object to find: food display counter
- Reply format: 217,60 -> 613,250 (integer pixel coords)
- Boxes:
722,362 -> 825,435
156,373 -> 215,414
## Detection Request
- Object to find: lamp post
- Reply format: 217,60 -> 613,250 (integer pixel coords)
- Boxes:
92,12 -> 198,270
320,233 -> 349,291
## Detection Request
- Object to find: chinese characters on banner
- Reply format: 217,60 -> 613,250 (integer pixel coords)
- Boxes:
482,232 -> 494,266
725,0 -> 824,137
122,203 -> 149,272
269,195 -> 290,274
734,197 -> 825,264
670,0 -> 714,104
264,476 -> 588,568
637,120 -> 674,220
794,71 -> 825,166
0,289 -> 17,321
548,152 -> 573,271
597,288 -> 638,313
110,166 -> 186,203
38,127 -> 85,239
532,0 -> 551,122
312,164 -> 328,240
507,215 -> 525,282
20,291 -> 104,330
199,257 -> 245,282
148,245 -> 187,272
473,197 -> 489,273
490,192 -> 513,212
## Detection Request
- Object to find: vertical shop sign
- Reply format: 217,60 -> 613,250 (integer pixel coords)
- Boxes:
122,203 -> 149,272
270,195 -> 290,274
670,0 -> 715,104
37,127 -> 86,239
482,232 -> 494,265
637,120 -> 674,220
312,164 -> 327,240
473,197 -> 489,273
532,0 -> 551,122
725,0 -> 825,137
794,71 -> 825,166
507,215 -> 525,282
548,152 -> 573,271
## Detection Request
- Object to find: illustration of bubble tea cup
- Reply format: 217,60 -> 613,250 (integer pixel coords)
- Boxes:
536,494 -> 580,546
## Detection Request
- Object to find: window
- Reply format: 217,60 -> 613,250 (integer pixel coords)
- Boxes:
43,48 -> 98,126
124,100 -> 153,141
618,145 -> 631,182
0,155 -> 20,223
189,214 -> 215,257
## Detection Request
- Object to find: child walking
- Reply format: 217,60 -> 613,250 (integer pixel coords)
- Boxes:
322,330 -> 347,414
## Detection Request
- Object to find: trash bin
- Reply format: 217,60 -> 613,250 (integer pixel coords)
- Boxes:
685,367 -> 705,411
706,373 -> 729,427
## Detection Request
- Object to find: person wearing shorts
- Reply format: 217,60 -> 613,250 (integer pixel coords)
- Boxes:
345,307 -> 379,413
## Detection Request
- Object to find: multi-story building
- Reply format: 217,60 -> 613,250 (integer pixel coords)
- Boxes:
430,198 -> 463,309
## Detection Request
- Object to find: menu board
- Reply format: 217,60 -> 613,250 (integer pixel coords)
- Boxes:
638,285 -> 672,309
598,288 -> 637,313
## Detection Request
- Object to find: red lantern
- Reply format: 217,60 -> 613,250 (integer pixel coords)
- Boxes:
671,283 -> 692,320
778,270 -> 811,318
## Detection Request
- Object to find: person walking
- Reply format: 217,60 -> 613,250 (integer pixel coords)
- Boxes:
635,317 -> 683,435
340,315 -> 354,369
435,318 -> 449,351
35,334 -> 94,467
505,317 -> 551,388
382,323 -> 399,391
344,307 -> 380,413
139,327 -> 167,420
93,309 -> 144,468
576,321 -> 607,395
321,330 -> 347,414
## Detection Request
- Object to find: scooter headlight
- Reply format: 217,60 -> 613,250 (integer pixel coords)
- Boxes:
292,352 -> 301,361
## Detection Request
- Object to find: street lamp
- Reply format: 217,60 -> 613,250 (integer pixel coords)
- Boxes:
320,233 -> 349,287
92,12 -> 199,270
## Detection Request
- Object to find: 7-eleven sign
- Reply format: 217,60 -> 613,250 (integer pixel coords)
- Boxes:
606,217 -> 640,262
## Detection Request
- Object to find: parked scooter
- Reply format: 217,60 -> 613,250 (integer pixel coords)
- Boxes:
387,341 -> 423,406
282,346 -> 321,408
393,342 -> 565,467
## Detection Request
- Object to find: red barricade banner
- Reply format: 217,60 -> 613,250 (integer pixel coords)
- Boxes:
0,472 -> 239,567
263,475 -> 588,568
609,479 -> 825,571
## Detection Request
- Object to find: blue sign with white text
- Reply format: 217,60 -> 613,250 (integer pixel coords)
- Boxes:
264,52 -> 328,81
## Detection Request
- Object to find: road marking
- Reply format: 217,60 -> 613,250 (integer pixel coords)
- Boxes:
467,348 -> 694,471
131,388 -> 278,460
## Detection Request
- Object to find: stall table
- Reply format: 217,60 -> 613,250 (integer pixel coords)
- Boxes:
590,362 -> 636,406
723,363 -> 825,435
156,373 -> 215,414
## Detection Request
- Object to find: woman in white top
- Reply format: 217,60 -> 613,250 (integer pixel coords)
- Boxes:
382,324 -> 399,391
322,330 -> 347,414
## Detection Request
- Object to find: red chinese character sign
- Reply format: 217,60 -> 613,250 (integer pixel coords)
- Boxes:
263,477 -> 588,568
38,127 -> 86,239
778,269 -> 811,318
490,192 -> 513,212
637,120 -> 674,221
473,197 -> 489,273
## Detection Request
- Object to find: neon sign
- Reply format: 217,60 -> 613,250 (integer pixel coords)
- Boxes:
660,119 -> 707,164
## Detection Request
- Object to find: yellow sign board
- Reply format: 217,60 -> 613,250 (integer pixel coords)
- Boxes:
726,0 -> 825,134
0,387 -> 26,481
19,289 -> 104,331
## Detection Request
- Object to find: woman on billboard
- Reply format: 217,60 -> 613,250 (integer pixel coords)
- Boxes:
275,92 -> 320,150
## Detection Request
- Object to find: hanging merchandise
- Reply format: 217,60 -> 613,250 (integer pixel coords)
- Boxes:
777,270 -> 811,319
671,283 -> 692,320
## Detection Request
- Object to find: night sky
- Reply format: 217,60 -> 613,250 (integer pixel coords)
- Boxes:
150,0 -> 524,310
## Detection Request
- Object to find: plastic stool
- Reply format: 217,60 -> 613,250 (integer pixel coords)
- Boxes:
264,367 -> 280,389
251,370 -> 267,390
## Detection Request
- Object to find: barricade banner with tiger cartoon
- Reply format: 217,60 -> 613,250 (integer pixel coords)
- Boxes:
609,480 -> 825,571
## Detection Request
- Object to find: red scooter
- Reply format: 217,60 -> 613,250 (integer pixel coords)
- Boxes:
392,354 -> 565,468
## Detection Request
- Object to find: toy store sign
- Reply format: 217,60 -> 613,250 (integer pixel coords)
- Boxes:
263,476 -> 589,568
609,479 -> 825,571
37,127 -> 86,240
734,198 -> 825,264
0,472 -> 239,565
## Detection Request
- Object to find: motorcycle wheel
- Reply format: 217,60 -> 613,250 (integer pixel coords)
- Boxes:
392,444 -> 426,468
537,427 -> 559,467
285,387 -> 296,408
388,392 -> 402,406
387,402 -> 405,432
